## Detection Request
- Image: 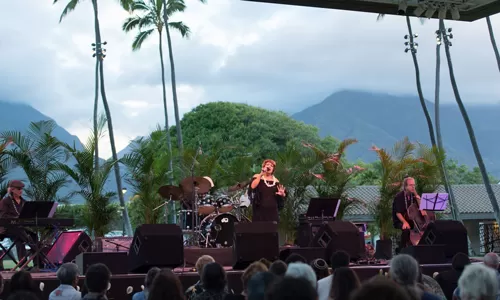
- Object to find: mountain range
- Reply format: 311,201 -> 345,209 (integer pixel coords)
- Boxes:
1,89 -> 499,204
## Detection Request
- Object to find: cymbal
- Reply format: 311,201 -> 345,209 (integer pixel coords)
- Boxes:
180,176 -> 211,194
158,185 -> 183,200
228,179 -> 251,192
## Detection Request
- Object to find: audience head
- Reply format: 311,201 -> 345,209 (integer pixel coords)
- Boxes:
310,258 -> 329,280
147,268 -> 184,300
84,263 -> 111,294
484,252 -> 500,270
285,262 -> 317,289
7,291 -> 40,300
285,253 -> 307,265
259,258 -> 271,268
201,262 -> 227,292
10,271 -> 37,294
0,273 -> 3,295
389,254 -> 422,300
350,276 -> 412,300
242,261 -> 268,293
195,255 -> 215,277
330,267 -> 361,300
452,252 -> 471,272
331,250 -> 350,270
458,263 -> 498,300
266,277 -> 318,300
246,271 -> 276,300
56,263 -> 80,287
269,260 -> 287,277
144,267 -> 161,290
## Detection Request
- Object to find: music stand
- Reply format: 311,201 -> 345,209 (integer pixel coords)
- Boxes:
420,193 -> 448,211
306,198 -> 341,222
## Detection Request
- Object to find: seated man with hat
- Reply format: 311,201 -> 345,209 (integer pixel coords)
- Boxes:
0,180 -> 40,269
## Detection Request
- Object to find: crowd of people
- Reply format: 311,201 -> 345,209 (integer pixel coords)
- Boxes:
1,251 -> 499,300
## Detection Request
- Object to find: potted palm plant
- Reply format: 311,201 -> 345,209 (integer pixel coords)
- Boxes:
368,138 -> 419,259
304,139 -> 364,220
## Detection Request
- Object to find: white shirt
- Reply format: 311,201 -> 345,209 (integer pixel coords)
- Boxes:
317,274 -> 333,300
49,284 -> 81,300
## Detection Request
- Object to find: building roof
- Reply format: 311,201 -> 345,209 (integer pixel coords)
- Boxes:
242,0 -> 500,22
345,184 -> 500,221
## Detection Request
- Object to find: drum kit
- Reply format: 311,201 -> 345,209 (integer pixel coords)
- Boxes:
157,176 -> 252,248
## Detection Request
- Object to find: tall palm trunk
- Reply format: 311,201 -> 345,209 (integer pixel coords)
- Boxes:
434,27 -> 460,222
158,30 -> 175,223
486,16 -> 500,73
406,16 -> 458,220
92,0 -> 100,170
162,1 -> 183,151
92,0 -> 133,236
441,19 -> 500,225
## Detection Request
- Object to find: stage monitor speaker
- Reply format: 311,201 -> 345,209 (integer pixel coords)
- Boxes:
309,221 -> 364,262
46,231 -> 92,265
128,224 -> 184,273
279,247 -> 326,263
76,252 -> 128,274
401,245 -> 446,264
233,222 -> 279,270
419,220 -> 468,259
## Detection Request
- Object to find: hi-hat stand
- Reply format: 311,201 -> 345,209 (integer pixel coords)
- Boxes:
184,143 -> 203,247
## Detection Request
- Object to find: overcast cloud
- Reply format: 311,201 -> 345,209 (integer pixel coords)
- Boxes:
0,0 -> 499,158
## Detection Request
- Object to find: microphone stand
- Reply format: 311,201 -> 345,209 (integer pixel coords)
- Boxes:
188,143 -> 202,246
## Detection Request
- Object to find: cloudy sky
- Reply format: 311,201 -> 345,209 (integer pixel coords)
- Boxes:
1,0 -> 499,158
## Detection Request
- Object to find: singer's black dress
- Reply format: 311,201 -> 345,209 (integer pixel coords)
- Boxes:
248,176 -> 284,222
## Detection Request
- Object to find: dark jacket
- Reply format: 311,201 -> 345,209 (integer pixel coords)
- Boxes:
0,195 -> 25,218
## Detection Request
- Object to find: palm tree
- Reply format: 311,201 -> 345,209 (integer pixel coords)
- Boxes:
55,0 -> 134,236
122,0 -> 189,186
440,19 -> 500,225
1,121 -> 70,202
58,115 -> 120,238
486,17 -> 500,73
162,0 -> 200,151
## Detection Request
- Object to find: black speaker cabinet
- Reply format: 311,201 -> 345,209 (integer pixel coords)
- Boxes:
279,247 -> 326,263
46,231 -> 92,265
233,222 -> 279,270
419,220 -> 468,259
310,221 -> 364,262
76,252 -> 128,274
128,224 -> 184,273
401,245 -> 446,264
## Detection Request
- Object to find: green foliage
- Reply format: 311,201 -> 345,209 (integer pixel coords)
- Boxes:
121,129 -> 172,225
58,116 -> 118,237
1,120 -> 70,202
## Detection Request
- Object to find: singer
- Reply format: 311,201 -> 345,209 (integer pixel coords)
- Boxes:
248,159 -> 286,222
392,177 -> 427,250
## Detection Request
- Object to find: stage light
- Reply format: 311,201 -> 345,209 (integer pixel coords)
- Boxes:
398,0 -> 408,14
438,5 -> 447,19
414,5 -> 425,17
425,5 -> 436,19
451,6 -> 460,20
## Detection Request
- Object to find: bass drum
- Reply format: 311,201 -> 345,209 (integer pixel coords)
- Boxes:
201,213 -> 239,248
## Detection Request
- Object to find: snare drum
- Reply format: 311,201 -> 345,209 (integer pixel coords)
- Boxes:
197,194 -> 215,215
215,195 -> 233,213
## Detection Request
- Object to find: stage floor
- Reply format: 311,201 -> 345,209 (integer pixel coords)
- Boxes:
0,246 -> 458,300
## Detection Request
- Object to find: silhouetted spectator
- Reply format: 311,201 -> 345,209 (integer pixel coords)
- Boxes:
193,262 -> 227,300
269,260 -> 287,277
435,252 -> 470,300
148,268 -> 184,300
82,263 -> 111,300
49,263 -> 81,300
132,267 -> 160,300
285,253 -> 306,265
7,291 -> 39,300
266,277 -> 317,300
10,271 -> 38,295
329,267 -> 360,300
350,276 -> 411,300
259,258 -> 271,268
418,268 -> 445,299
310,258 -> 329,280
241,262 -> 268,297
0,273 -> 4,295
186,255 -> 215,299
246,271 -> 276,300
483,252 -> 500,300
317,250 -> 350,300
453,263 -> 498,300
285,262 -> 317,289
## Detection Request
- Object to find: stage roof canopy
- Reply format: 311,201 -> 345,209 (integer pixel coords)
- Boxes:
242,0 -> 500,22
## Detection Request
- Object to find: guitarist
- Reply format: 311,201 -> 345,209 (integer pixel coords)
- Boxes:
393,177 -> 427,251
